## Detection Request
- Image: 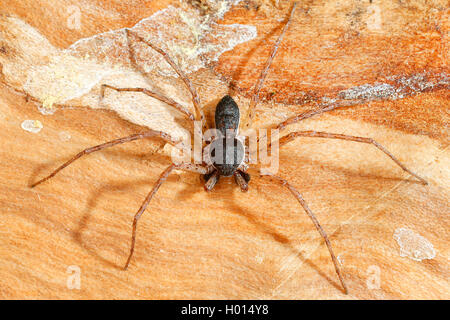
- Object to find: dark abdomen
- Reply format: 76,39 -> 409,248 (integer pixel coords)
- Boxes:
215,95 -> 240,136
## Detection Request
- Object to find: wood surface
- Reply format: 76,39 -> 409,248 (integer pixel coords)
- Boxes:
0,0 -> 448,299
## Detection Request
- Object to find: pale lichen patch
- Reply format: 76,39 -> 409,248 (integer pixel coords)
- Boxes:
39,96 -> 58,115
0,2 -> 256,141
21,120 -> 43,133
339,83 -> 398,100
339,72 -> 449,101
24,54 -> 112,108
393,228 -> 436,262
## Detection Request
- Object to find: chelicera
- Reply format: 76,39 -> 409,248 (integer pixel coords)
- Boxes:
30,3 -> 427,294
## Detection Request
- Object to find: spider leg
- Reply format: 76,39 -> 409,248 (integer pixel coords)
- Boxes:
275,99 -> 366,131
101,84 -> 195,122
30,130 -> 186,188
234,170 -> 249,192
124,163 -> 211,270
260,173 -> 348,294
244,2 -> 298,129
276,130 -> 428,185
204,170 -> 220,192
125,29 -> 207,133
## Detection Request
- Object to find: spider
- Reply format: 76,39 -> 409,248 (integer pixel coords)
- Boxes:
30,2 -> 427,294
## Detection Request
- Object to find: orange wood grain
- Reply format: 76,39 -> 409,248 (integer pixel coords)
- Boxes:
0,0 -> 448,299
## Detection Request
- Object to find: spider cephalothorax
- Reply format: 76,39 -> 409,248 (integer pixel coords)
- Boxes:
30,2 -> 428,295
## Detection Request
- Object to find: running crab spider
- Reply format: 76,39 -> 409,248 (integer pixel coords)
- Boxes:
30,2 -> 427,294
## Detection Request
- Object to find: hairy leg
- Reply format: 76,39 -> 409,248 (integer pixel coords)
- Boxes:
275,130 -> 428,184
126,29 -> 207,132
244,2 -> 298,129
101,84 -> 195,122
204,170 -> 220,192
30,130 -> 185,188
275,99 -> 366,131
234,170 -> 249,192
260,173 -> 348,294
124,163 -> 211,269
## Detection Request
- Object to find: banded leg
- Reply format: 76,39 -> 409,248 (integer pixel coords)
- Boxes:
235,170 -> 251,192
30,130 -> 184,188
124,163 -> 211,269
275,99 -> 365,131
204,170 -> 220,192
126,29 -> 207,132
101,84 -> 195,122
234,171 -> 249,192
260,173 -> 348,294
244,2 -> 298,129
276,130 -> 428,185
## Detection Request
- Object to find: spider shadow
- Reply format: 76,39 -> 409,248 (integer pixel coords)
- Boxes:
225,178 -> 345,294
277,152 -> 423,186
29,145 -> 421,290
72,174 -> 186,270
29,146 -> 177,269
172,173 -> 345,293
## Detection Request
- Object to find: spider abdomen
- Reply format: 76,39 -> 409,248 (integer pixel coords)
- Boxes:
215,95 -> 240,136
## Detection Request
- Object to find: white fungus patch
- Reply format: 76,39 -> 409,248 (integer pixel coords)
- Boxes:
0,1 -> 256,140
21,120 -> 43,133
339,72 -> 449,101
339,83 -> 398,100
393,228 -> 436,261
38,97 -> 58,115
68,4 -> 256,78
25,54 -> 113,110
